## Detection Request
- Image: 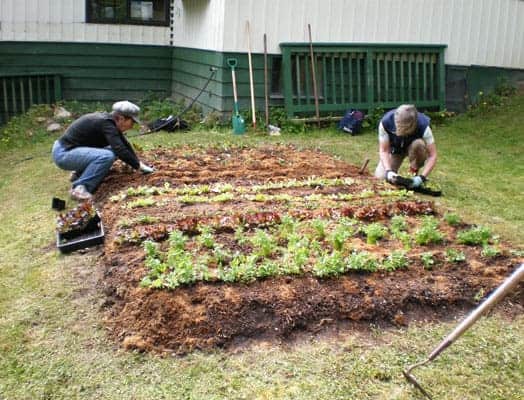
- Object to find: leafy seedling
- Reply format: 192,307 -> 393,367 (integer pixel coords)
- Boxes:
457,226 -> 492,246
363,223 -> 388,245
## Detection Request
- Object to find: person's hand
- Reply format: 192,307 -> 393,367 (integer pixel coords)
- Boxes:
411,175 -> 426,188
385,170 -> 398,183
139,162 -> 155,174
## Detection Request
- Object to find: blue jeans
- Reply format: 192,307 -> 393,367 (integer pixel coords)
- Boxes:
52,140 -> 116,193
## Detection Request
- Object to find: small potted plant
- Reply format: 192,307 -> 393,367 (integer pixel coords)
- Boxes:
57,201 -> 100,238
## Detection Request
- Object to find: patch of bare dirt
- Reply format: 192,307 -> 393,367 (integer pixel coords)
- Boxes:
92,144 -> 523,354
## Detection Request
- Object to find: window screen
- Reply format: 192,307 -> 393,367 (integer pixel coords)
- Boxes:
87,0 -> 169,26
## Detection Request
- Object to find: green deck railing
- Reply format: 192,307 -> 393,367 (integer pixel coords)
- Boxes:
280,43 -> 446,117
0,73 -> 62,125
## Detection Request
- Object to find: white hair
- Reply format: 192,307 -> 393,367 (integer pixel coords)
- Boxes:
394,104 -> 417,136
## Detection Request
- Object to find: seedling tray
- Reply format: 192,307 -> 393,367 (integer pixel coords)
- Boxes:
57,219 -> 105,253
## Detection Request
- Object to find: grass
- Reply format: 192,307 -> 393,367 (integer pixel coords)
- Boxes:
0,95 -> 523,399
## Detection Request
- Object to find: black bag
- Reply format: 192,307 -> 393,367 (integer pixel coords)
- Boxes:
338,109 -> 364,135
148,115 -> 189,133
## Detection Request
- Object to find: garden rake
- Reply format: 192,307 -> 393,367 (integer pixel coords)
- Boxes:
403,263 -> 524,399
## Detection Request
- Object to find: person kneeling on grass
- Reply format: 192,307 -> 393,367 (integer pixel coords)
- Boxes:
374,104 -> 437,188
52,100 -> 155,201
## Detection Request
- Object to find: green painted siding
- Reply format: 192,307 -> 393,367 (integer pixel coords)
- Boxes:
172,46 -> 282,116
445,65 -> 524,112
1,41 -> 522,124
0,41 -> 172,103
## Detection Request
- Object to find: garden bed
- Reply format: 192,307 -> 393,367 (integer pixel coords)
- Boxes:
96,144 -> 523,353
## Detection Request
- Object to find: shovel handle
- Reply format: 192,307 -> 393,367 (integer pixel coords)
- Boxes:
428,263 -> 524,360
231,69 -> 238,104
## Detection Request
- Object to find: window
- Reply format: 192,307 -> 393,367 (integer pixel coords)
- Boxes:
86,0 -> 170,26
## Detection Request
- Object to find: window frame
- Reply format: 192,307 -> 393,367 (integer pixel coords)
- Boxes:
86,0 -> 170,27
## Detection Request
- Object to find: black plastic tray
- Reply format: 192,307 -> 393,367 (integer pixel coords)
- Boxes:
57,220 -> 105,253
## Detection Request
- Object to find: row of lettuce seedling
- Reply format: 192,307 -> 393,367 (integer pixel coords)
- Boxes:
139,215 -> 500,290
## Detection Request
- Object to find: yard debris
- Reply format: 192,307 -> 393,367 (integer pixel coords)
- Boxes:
47,123 -> 62,132
54,106 -> 72,120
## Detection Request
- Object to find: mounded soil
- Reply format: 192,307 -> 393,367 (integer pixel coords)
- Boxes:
93,144 -> 523,354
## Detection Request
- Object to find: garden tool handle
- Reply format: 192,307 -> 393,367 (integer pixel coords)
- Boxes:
231,68 -> 238,104
428,263 -> 524,361
227,58 -> 237,68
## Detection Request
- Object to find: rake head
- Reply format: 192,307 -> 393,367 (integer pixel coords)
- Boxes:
403,361 -> 433,400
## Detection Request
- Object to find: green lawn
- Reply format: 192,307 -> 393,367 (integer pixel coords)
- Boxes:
0,95 -> 522,399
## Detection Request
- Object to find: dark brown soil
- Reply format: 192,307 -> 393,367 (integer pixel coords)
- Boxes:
94,144 -> 523,354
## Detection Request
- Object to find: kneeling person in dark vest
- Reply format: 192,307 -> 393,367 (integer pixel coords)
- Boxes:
374,104 -> 437,188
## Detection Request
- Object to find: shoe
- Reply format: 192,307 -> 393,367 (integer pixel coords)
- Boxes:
70,185 -> 93,201
70,171 -> 79,182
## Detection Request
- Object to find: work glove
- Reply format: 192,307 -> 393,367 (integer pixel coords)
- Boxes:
139,162 -> 155,174
410,175 -> 426,188
385,170 -> 398,184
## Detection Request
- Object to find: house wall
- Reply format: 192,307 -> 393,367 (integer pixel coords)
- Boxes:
172,0 -> 225,51
0,41 -> 172,102
217,0 -> 523,70
0,0 -> 171,45
1,0 -> 522,117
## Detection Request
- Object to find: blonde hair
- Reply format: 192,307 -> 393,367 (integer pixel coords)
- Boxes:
394,104 -> 417,136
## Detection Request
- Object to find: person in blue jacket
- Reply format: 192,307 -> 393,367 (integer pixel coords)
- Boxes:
52,101 -> 154,201
374,104 -> 437,188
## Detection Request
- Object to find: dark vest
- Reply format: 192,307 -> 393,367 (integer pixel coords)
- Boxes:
381,109 -> 430,154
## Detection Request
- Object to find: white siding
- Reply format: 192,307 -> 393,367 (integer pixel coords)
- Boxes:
1,0 -> 523,68
0,0 -> 170,45
171,0 -> 225,50
216,0 -> 523,69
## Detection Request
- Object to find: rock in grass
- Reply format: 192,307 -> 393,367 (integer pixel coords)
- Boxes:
47,123 -> 62,132
54,106 -> 72,120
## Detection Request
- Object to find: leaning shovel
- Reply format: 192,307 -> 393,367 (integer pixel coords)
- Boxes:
227,58 -> 246,135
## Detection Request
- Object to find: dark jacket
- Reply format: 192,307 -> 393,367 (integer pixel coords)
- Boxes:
381,109 -> 431,155
59,112 -> 140,169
